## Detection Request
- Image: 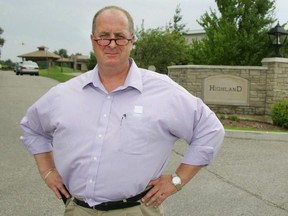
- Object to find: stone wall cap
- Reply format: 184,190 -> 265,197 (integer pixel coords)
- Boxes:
168,64 -> 266,70
261,57 -> 288,64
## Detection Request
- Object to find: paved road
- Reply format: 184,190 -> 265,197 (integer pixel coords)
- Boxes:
1,70 -> 288,216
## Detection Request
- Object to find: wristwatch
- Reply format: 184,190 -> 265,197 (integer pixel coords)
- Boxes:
172,173 -> 182,191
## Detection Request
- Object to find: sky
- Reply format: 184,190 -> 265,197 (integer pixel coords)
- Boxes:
1,0 -> 287,62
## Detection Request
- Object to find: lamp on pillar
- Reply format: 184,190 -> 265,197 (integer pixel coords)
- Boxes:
268,22 -> 288,57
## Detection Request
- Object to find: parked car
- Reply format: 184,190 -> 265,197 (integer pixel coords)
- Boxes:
16,61 -> 39,76
14,62 -> 22,73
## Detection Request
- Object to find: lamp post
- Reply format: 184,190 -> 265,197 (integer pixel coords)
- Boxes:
268,22 -> 288,57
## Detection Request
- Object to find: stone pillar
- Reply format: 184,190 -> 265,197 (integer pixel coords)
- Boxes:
261,58 -> 288,123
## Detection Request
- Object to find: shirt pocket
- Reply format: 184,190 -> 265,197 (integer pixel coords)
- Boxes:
117,113 -> 151,155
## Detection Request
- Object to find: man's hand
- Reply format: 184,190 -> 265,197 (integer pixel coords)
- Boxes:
34,152 -> 71,201
141,175 -> 177,207
44,169 -> 71,201
141,164 -> 204,207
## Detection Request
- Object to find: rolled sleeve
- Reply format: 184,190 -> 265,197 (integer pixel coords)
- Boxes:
168,88 -> 225,166
182,125 -> 225,166
182,146 -> 214,166
19,87 -> 56,155
20,116 -> 53,154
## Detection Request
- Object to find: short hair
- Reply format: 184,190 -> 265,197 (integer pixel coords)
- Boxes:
92,6 -> 135,36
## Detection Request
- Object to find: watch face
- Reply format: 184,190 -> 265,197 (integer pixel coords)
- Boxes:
173,176 -> 181,184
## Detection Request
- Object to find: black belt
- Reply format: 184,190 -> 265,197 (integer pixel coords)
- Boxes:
73,187 -> 151,211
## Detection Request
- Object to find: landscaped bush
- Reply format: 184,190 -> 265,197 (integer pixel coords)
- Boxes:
228,115 -> 240,122
270,99 -> 288,129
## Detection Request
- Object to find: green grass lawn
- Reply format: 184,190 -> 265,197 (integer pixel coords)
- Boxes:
223,125 -> 287,133
40,66 -> 78,82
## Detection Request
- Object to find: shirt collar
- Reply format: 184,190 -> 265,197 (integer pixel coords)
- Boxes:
123,58 -> 143,93
82,58 -> 143,93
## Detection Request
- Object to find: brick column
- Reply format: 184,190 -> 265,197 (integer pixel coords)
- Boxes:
261,58 -> 288,123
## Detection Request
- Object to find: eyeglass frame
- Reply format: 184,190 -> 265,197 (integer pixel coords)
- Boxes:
92,36 -> 134,46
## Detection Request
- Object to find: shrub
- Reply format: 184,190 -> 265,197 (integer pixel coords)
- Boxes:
218,114 -> 225,120
270,99 -> 288,129
228,115 -> 240,122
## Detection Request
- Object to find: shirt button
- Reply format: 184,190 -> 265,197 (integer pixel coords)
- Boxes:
89,179 -> 94,183
107,96 -> 111,99
93,156 -> 97,161
103,114 -> 107,118
98,134 -> 102,138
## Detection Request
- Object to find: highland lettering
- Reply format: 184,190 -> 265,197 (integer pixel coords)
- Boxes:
209,85 -> 242,92
203,75 -> 248,105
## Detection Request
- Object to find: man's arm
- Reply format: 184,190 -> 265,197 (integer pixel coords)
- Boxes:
34,152 -> 70,200
142,163 -> 203,207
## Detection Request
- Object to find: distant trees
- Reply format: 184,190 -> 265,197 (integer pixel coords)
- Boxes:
3,1 -> 282,70
189,0 -> 278,65
0,27 -> 4,47
54,49 -> 69,58
131,1 -> 281,72
0,27 -> 5,60
131,28 -> 191,74
131,5 -> 192,74
87,51 -> 97,70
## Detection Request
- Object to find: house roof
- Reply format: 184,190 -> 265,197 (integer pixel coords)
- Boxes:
75,55 -> 89,60
18,46 -> 61,59
70,54 -> 90,61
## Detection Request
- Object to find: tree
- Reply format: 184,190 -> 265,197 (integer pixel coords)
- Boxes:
0,27 -> 5,60
87,51 -> 97,70
132,28 -> 190,74
167,4 -> 186,33
190,0 -> 277,65
131,5 -> 191,74
54,48 -> 69,58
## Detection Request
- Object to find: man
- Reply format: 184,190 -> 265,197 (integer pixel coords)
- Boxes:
20,6 -> 225,216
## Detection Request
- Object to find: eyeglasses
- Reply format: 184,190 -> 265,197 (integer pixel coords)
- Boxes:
93,38 -> 133,46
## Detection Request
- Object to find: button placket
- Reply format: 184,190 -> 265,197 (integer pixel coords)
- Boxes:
85,94 -> 113,199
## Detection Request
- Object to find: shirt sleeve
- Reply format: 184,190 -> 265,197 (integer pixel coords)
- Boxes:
182,106 -> 225,166
20,88 -> 56,155
169,90 -> 225,166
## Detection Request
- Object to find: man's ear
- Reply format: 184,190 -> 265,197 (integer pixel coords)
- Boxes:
130,36 -> 135,50
131,36 -> 135,43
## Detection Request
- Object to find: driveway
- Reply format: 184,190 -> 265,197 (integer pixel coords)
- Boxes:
1,70 -> 288,216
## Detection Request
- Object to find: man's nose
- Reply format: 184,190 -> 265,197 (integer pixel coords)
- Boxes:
108,39 -> 117,48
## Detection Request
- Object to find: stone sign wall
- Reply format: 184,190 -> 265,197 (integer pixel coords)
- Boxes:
168,58 -> 288,123
203,75 -> 249,105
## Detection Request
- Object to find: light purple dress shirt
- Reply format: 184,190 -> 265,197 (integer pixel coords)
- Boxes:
20,59 -> 224,206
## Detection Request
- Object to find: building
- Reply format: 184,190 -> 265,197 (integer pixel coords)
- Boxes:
183,29 -> 206,44
18,46 -> 89,71
56,55 -> 90,71
18,46 -> 61,68
72,54 -> 89,71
